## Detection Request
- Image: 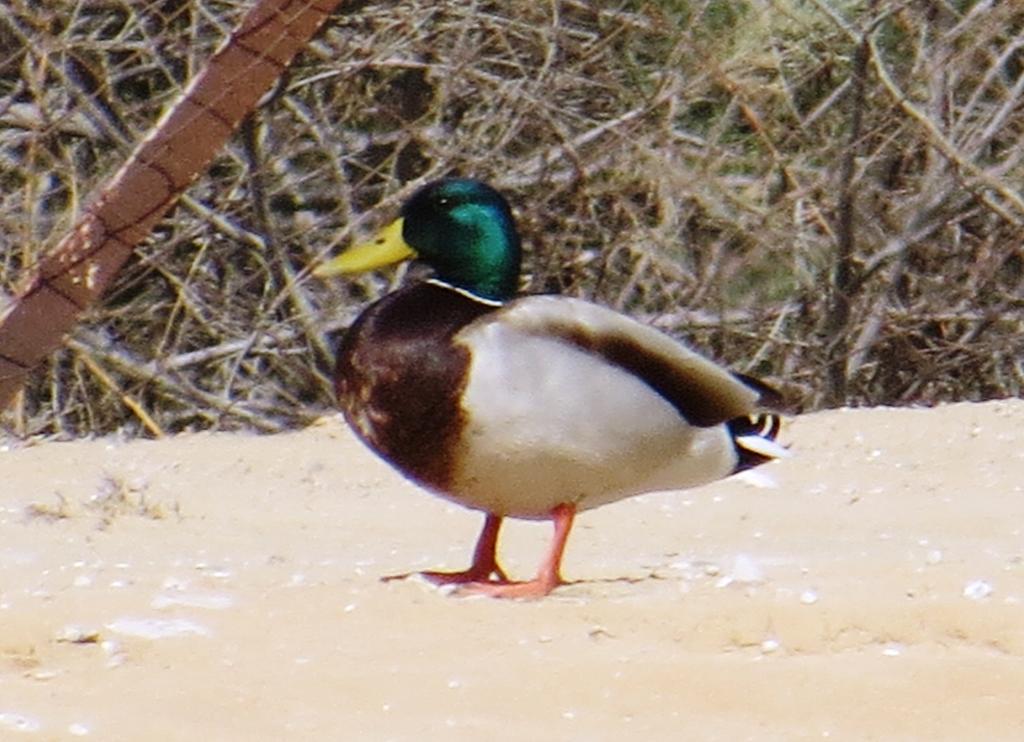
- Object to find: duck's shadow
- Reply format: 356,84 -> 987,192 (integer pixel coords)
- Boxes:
379,570 -> 668,595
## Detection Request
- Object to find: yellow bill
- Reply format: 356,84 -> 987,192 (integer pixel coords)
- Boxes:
314,218 -> 416,277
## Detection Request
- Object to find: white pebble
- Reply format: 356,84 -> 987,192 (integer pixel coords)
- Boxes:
963,580 -> 993,600
100,639 -> 123,659
881,643 -> 903,657
799,589 -> 819,605
760,638 -> 781,653
925,549 -> 943,565
68,722 -> 91,736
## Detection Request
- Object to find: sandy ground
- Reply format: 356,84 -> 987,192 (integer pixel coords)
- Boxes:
2,399 -> 1023,740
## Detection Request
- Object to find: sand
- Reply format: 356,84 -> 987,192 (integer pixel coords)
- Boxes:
2,399 -> 1023,740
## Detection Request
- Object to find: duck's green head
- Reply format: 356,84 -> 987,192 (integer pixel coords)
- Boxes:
315,179 -> 522,301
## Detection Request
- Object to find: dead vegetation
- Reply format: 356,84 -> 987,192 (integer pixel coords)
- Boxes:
1,1 -> 1022,436
25,473 -> 170,527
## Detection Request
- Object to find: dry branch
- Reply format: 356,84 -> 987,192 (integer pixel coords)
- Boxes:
2,0 -> 1023,435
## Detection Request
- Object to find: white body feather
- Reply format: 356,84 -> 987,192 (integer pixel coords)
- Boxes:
447,295 -> 751,518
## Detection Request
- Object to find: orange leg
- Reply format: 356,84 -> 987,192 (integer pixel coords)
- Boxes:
416,512 -> 509,585
460,503 -> 576,599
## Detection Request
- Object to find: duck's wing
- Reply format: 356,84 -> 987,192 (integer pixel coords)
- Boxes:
460,294 -> 769,428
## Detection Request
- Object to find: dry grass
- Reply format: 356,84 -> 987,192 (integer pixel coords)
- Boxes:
25,473 -> 170,527
1,0 -> 1023,436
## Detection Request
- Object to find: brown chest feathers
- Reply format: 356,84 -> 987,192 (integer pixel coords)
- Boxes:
335,281 -> 496,491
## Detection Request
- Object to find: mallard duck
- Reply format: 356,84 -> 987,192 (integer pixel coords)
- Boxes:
315,178 -> 785,599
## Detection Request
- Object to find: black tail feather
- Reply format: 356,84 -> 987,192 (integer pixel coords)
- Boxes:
728,412 -> 783,473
